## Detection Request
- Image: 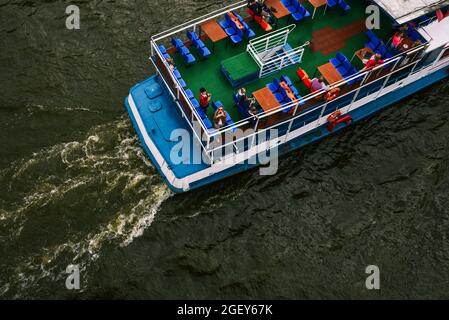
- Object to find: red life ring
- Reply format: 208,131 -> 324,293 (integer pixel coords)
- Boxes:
324,88 -> 341,101
327,110 -> 342,123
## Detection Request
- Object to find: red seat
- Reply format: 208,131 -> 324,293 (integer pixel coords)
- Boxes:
247,9 -> 273,32
296,68 -> 312,90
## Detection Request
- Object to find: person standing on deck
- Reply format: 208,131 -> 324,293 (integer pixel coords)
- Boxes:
199,88 -> 212,112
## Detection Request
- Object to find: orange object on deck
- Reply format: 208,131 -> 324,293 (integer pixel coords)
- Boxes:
228,12 -> 245,30
296,68 -> 312,90
324,87 -> 341,101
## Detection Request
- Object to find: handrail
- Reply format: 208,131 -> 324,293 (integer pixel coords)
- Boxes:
150,40 -> 210,135
148,56 -> 212,162
208,56 -> 425,154
207,47 -> 426,143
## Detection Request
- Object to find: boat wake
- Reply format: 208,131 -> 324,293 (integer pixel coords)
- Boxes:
0,116 -> 172,298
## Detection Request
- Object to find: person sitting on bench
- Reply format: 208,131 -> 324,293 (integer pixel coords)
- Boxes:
247,0 -> 260,14
362,53 -> 384,71
310,77 -> 328,92
214,106 -> 228,129
257,0 -> 275,25
391,32 -> 404,49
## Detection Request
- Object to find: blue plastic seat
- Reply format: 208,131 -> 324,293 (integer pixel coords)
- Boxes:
185,89 -> 194,100
183,53 -> 196,64
292,3 -> 310,22
366,39 -> 381,51
375,45 -> 388,58
230,28 -> 243,44
173,69 -> 181,79
163,53 -> 171,60
282,0 -> 296,13
337,65 -> 350,77
242,21 -> 256,39
194,39 -> 206,49
338,0 -> 351,12
274,92 -> 284,103
186,31 -> 199,42
336,52 -> 348,63
219,19 -> 230,30
279,87 -> 288,101
366,30 -> 377,41
331,52 -> 348,68
290,85 -> 299,97
158,45 -> 167,54
268,78 -> 281,93
225,24 -> 237,36
203,117 -> 213,130
196,107 -> 208,120
198,46 -> 211,58
191,98 -> 200,109
178,78 -> 187,88
280,75 -> 293,87
212,100 -> 222,111
171,38 -> 184,49
327,0 -> 338,7
342,60 -> 353,71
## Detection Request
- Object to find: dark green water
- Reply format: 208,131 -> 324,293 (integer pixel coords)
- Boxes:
1,0 -> 449,299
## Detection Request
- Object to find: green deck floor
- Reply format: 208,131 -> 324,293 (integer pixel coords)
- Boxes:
171,0 -> 393,122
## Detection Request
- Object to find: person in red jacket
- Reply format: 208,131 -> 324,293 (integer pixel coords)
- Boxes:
199,88 -> 212,112
362,53 -> 384,71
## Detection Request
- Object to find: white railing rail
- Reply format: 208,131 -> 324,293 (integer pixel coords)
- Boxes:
207,54 -> 427,160
206,41 -> 429,137
148,56 -> 213,163
150,40 -> 210,136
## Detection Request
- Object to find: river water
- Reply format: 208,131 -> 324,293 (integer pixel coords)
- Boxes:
1,0 -> 449,299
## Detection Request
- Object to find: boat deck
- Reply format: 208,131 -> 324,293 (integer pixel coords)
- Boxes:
169,0 -> 393,123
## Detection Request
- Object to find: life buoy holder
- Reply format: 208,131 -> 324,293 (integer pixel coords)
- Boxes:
324,88 -> 341,101
327,110 -> 342,124
326,110 -> 352,132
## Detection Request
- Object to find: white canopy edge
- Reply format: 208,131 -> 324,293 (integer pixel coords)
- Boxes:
373,0 -> 449,24
419,16 -> 449,51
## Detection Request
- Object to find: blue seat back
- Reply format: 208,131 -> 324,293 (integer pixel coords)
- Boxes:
336,52 -> 347,63
366,30 -> 377,41
279,87 -> 288,100
343,60 -> 352,71
273,77 -> 281,89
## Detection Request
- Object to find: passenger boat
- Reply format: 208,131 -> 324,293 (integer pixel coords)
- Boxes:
125,0 -> 449,193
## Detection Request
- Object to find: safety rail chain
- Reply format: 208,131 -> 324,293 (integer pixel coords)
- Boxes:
206,49 -> 432,161
148,1 -> 431,142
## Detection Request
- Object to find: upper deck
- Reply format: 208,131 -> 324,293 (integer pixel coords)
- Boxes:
146,1 -> 449,162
